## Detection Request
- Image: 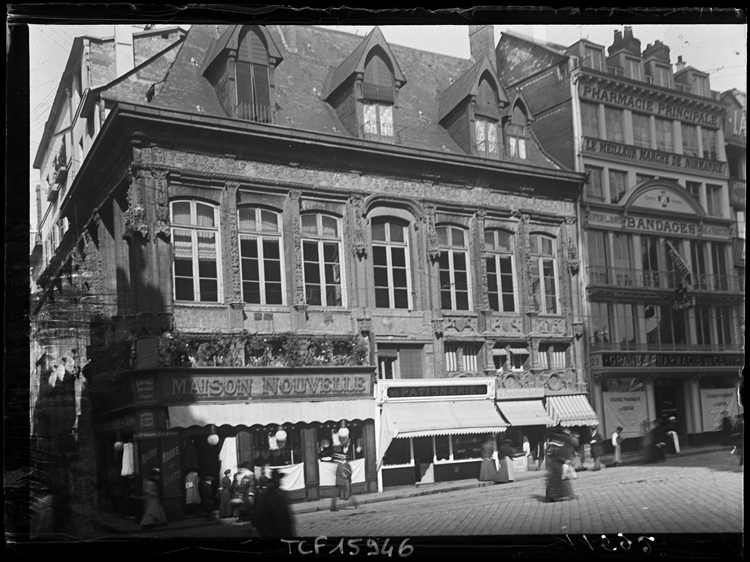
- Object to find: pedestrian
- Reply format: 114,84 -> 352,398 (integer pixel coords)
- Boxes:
497,439 -> 515,483
589,425 -> 605,471
664,416 -> 680,454
199,475 -> 216,521
140,468 -> 168,528
651,419 -> 667,463
731,413 -> 744,467
534,438 -> 546,471
219,469 -> 234,519
545,430 -> 575,502
611,426 -> 624,467
479,436 -> 502,483
254,469 -> 296,537
721,410 -> 734,448
330,428 -> 360,511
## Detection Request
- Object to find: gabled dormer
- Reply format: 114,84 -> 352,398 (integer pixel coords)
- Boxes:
201,25 -> 284,123
322,27 -> 407,142
438,56 -> 509,159
567,39 -> 606,72
674,57 -> 712,98
502,93 -> 535,160
642,40 -> 672,88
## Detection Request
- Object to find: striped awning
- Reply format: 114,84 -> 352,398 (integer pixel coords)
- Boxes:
383,400 -> 507,439
508,347 -> 529,355
545,394 -> 599,427
497,400 -> 554,427
492,348 -> 508,356
168,400 -> 376,428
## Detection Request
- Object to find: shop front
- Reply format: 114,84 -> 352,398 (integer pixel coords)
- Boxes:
376,378 -> 508,489
494,387 -> 554,472
590,350 -> 744,448
92,365 -> 377,521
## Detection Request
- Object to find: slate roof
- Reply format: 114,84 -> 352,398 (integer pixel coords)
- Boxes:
437,56 -> 508,123
150,25 -> 562,167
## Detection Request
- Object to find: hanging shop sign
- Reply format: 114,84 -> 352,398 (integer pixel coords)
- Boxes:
580,84 -> 721,126
582,138 -> 726,176
590,352 -> 745,370
672,296 -> 696,310
665,240 -> 692,285
730,180 -> 746,209
164,372 -> 373,402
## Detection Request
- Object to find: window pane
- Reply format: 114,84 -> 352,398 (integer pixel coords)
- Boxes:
303,241 -> 319,262
301,214 -> 318,235
238,207 -> 257,231
326,285 -> 342,306
243,281 -> 261,304
379,105 -> 394,136
451,228 -> 465,247
371,221 -> 386,241
389,222 -> 404,243
199,279 -> 218,301
605,108 -> 624,143
373,245 -> 387,266
323,242 -> 339,264
265,260 -> 281,283
175,277 -> 194,301
364,104 -> 378,135
484,231 -> 495,249
436,226 -> 448,245
392,268 -> 407,288
391,247 -> 406,268
304,262 -> 321,284
172,201 -> 192,225
197,231 -> 217,259
241,259 -> 259,283
542,237 -> 554,256
306,285 -> 321,306
266,283 -> 283,305
375,288 -> 390,308
260,209 -> 278,232
321,215 -> 338,237
198,259 -> 217,278
173,229 -> 193,259
455,292 -> 469,310
196,203 -> 215,227
373,266 -> 389,288
174,259 -> 193,277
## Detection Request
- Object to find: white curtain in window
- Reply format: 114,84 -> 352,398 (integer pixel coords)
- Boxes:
364,104 -> 378,135
173,229 -> 193,259
380,105 -> 393,136
196,205 -> 215,227
445,345 -> 458,372
197,231 -> 217,259
487,124 -> 497,154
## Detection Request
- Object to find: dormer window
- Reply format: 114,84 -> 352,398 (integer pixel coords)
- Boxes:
362,51 -> 395,141
692,74 -> 710,97
475,118 -> 499,157
474,75 -> 502,158
653,64 -> 671,88
505,105 -> 528,159
235,27 -> 272,122
624,57 -> 641,81
583,46 -> 604,71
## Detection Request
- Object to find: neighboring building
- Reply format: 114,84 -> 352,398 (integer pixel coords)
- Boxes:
31,24 -> 589,520
497,26 -> 745,447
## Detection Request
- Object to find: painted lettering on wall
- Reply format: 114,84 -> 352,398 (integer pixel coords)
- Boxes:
599,353 -> 744,368
135,379 -> 155,400
261,375 -> 368,396
141,446 -> 157,466
170,376 -> 254,399
581,85 -> 720,126
387,385 -> 487,399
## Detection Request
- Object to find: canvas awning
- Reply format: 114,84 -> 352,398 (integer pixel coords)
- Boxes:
167,399 -> 376,428
545,394 -> 600,427
496,400 -> 554,427
381,399 -> 508,439
508,347 -> 529,355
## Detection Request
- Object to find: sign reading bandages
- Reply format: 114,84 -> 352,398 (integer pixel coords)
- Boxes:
665,240 -> 692,286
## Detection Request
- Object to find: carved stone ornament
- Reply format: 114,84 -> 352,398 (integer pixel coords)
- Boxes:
350,196 -> 367,257
123,172 -> 149,241
572,321 -> 584,340
357,317 -> 373,334
152,169 -> 170,241
432,318 -> 444,338
424,205 -> 440,261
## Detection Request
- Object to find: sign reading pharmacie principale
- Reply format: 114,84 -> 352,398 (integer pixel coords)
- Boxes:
164,372 -> 373,402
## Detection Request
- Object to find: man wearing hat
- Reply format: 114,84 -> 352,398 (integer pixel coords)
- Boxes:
330,427 -> 359,511
611,426 -> 624,467
199,475 -> 216,521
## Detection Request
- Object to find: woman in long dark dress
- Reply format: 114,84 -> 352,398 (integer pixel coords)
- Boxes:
545,432 -> 574,502
478,437 -> 502,482
219,469 -> 234,518
140,469 -> 168,527
496,440 -> 515,483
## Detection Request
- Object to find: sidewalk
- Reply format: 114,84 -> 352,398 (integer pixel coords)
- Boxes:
88,443 -> 727,535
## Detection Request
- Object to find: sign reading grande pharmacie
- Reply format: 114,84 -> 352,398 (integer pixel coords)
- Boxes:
165,373 -> 372,402
583,138 -> 726,176
580,84 -> 721,127
590,352 -> 745,370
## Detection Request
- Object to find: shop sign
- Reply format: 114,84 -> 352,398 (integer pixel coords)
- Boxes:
138,411 -> 155,428
495,387 -> 545,400
587,211 -> 731,240
165,373 -> 372,401
730,181 -> 746,209
580,84 -> 720,126
101,414 -> 136,432
591,352 -> 744,369
135,378 -> 156,401
583,137 -> 726,176
672,296 -> 696,310
134,430 -> 178,439
386,384 -> 486,399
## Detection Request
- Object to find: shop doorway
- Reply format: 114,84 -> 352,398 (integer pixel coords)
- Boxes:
412,437 -> 434,484
654,380 -> 682,432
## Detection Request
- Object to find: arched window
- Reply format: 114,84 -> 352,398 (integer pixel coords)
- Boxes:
372,217 -> 411,309
474,75 -> 500,158
171,200 -> 221,302
506,104 -> 528,159
484,230 -> 517,313
362,51 -> 395,140
437,225 -> 471,311
235,27 -> 272,122
301,213 -> 344,307
238,206 -> 284,305
529,234 -> 558,314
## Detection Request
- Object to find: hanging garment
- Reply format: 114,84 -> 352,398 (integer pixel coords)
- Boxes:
185,471 -> 200,505
218,437 -> 238,481
121,442 -> 135,476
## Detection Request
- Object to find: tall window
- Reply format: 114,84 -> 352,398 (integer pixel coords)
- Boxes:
695,305 -> 712,345
645,305 -> 686,348
377,345 -> 423,379
654,65 -> 671,87
529,234 -> 558,314
655,118 -> 674,152
584,46 -> 604,71
625,57 -> 641,81
681,123 -> 699,156
608,169 -> 628,203
302,213 -> 343,307
238,206 -> 284,305
585,166 -> 604,201
701,128 -> 718,160
171,200 -> 221,302
691,240 -> 708,290
705,184 -> 723,217
605,107 -> 624,143
715,307 -> 733,346
362,52 -> 395,140
235,27 -> 272,122
632,113 -> 651,148
641,235 -> 660,288
613,303 -> 637,349
475,118 -> 499,157
438,225 -> 471,311
710,242 -> 728,290
588,230 -> 609,285
445,343 -> 480,373
485,230 -> 517,313
506,105 -> 528,159
581,102 -> 599,138
685,181 -> 701,200
692,75 -> 710,97
372,218 -> 411,309
539,344 -> 567,369
590,302 -> 611,346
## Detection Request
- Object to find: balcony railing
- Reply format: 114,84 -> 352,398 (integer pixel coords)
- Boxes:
236,102 -> 275,124
590,342 -> 744,353
587,266 -> 740,293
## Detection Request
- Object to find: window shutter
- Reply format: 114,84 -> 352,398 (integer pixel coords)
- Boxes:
248,28 -> 268,65
475,78 -> 499,119
236,61 -> 253,103
252,64 -> 271,107
399,347 -> 422,379
363,53 -> 394,103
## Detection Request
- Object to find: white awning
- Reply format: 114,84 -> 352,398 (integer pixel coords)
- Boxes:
508,347 -> 529,355
492,348 -> 508,356
382,399 -> 508,439
545,394 -> 600,427
168,399 -> 376,428
497,400 -> 554,427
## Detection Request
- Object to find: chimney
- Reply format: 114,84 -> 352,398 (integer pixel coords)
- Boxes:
675,55 -> 686,73
642,40 -> 671,64
609,26 -> 641,56
114,25 -> 135,77
469,25 -> 495,64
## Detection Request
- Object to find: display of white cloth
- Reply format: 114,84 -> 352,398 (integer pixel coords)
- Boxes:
120,443 -> 134,476
318,458 -> 365,487
218,436 -> 237,481
265,462 -> 305,491
667,431 -> 681,453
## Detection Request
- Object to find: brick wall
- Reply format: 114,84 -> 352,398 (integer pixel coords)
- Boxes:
89,41 -> 116,87
133,30 -> 183,67
531,103 -> 575,169
330,81 -> 358,136
496,37 -> 561,89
